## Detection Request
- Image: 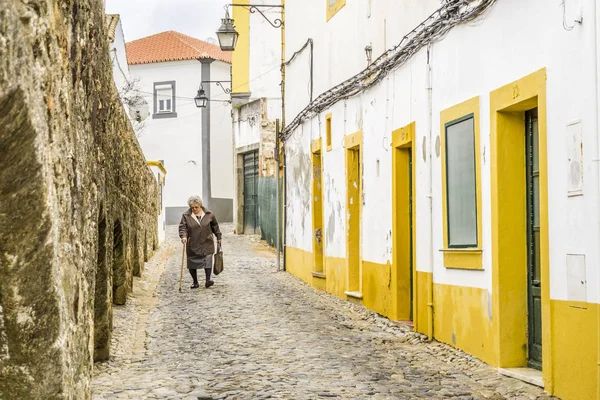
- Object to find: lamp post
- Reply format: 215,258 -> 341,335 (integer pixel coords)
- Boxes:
194,84 -> 232,109
216,3 -> 285,271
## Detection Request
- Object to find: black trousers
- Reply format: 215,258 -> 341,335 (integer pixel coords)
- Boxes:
189,268 -> 211,284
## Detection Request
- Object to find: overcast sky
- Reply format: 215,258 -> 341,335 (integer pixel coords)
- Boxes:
105,0 -> 229,43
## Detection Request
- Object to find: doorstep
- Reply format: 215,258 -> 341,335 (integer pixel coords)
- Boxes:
311,271 -> 326,279
497,367 -> 544,388
344,291 -> 363,299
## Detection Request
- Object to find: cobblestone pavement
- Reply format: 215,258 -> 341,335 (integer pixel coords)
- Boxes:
92,225 -> 556,400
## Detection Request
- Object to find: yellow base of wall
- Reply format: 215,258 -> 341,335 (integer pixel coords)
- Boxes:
285,246 -> 600,400
415,271 -> 431,335
324,255 -> 346,298
362,261 -> 392,316
552,300 -> 597,400
433,283 -> 495,365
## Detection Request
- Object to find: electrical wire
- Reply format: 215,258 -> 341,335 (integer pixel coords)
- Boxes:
282,0 -> 498,142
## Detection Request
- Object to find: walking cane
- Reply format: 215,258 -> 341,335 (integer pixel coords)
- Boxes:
179,243 -> 185,292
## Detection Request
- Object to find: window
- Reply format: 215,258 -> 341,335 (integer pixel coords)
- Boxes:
153,81 -> 177,119
440,96 -> 482,270
157,88 -> 172,113
326,0 -> 346,21
326,113 -> 332,151
445,115 -> 477,247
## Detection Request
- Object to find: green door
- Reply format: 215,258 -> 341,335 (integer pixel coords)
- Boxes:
243,151 -> 259,234
526,108 -> 542,370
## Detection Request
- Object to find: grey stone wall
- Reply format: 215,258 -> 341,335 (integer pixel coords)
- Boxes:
0,1 -> 159,399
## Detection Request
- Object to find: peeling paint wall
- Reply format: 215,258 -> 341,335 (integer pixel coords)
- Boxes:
283,1 -> 600,397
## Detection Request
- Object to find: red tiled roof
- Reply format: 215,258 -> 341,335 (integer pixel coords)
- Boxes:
126,31 -> 231,65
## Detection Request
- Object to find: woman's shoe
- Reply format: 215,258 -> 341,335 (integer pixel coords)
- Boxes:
191,283 -> 200,289
205,280 -> 214,288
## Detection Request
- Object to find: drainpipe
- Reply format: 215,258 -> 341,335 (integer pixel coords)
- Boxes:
276,119 -> 281,271
426,44 -> 434,341
594,1 -> 600,397
281,0 -> 287,271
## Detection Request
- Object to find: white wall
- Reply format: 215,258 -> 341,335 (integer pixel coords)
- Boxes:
110,19 -> 132,118
210,60 -> 234,199
131,59 -> 234,209
249,0 -> 284,103
130,60 -> 205,209
284,0 -> 600,303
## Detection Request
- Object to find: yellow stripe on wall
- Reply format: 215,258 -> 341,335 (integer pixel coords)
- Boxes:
552,300 -> 597,400
231,6 -> 250,94
433,283 -> 495,365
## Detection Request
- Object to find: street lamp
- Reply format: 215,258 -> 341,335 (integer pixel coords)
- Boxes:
216,11 -> 239,52
216,4 -> 284,52
194,87 -> 208,108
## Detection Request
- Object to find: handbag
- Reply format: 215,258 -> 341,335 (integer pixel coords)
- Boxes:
213,243 -> 224,275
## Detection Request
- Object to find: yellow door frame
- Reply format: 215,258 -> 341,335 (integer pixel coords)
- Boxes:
391,122 -> 417,323
311,138 -> 325,276
490,68 -> 551,389
345,131 -> 362,297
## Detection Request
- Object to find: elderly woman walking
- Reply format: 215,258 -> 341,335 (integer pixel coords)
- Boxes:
179,196 -> 222,289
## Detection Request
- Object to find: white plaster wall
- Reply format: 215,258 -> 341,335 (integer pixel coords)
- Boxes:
249,0 -> 283,102
130,60 -> 205,209
235,106 -> 261,148
285,121 -> 313,250
110,20 -> 132,118
209,60 -> 234,199
284,0 -> 440,122
284,0 -> 600,303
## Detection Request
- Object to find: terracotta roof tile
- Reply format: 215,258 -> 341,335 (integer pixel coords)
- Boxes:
126,31 -> 231,65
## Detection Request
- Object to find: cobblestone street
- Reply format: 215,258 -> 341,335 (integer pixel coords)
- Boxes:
92,226 -> 554,400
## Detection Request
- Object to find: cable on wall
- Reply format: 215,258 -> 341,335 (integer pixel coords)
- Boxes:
281,0 -> 498,142
283,38 -> 314,101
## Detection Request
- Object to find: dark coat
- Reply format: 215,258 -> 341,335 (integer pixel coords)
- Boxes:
179,208 -> 222,257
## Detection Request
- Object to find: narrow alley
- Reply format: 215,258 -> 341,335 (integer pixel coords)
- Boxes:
92,226 -> 552,400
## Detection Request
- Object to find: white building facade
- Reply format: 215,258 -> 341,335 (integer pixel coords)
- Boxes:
280,0 -> 600,399
127,31 -> 234,224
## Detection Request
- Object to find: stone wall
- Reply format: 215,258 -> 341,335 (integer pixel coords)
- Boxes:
0,1 -> 159,399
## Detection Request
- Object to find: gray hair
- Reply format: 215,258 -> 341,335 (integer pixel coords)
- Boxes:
187,195 -> 203,207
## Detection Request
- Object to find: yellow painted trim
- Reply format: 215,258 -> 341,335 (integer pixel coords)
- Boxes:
147,161 -> 167,176
326,0 -> 346,21
440,250 -> 483,270
391,122 -> 417,322
231,6 -> 250,94
490,68 -> 551,389
415,271 -> 431,336
433,282 -> 495,365
311,141 -> 324,274
311,138 -> 322,154
392,127 -> 412,148
286,245 -> 397,320
552,300 -> 597,400
325,113 -> 333,152
344,130 -> 362,150
345,131 -> 362,295
439,96 -> 483,270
